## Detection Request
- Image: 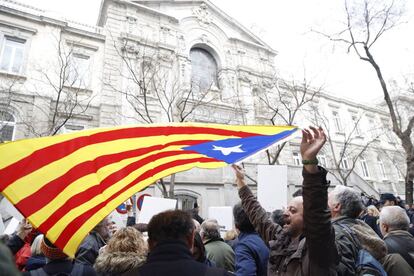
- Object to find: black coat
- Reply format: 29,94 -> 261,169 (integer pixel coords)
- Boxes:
25,255 -> 46,271
75,231 -> 106,266
23,259 -> 96,276
124,240 -> 232,276
360,214 -> 382,238
6,233 -> 25,255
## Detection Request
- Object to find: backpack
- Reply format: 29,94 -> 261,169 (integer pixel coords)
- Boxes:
338,223 -> 387,276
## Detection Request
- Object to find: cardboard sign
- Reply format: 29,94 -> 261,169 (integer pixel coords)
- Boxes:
137,197 -> 177,224
4,217 -> 19,235
208,206 -> 233,236
257,165 -> 287,211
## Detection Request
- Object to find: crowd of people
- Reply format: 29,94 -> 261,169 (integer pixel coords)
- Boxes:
1,126 -> 414,275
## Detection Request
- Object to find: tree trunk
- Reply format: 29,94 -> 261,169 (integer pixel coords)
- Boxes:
405,150 -> 414,205
168,173 -> 176,199
131,194 -> 137,217
363,46 -> 414,204
159,178 -> 168,198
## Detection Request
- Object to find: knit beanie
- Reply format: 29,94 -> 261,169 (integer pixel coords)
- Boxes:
40,237 -> 68,260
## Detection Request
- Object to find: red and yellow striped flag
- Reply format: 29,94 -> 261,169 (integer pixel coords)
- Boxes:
0,123 -> 298,257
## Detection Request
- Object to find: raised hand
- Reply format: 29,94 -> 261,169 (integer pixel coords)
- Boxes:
300,127 -> 327,173
232,164 -> 246,189
300,127 -> 326,160
17,218 -> 33,240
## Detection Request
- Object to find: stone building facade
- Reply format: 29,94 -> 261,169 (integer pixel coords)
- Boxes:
0,0 -> 409,217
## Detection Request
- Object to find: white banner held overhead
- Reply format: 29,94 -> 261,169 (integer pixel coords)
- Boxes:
137,197 -> 177,224
208,206 -> 233,237
257,165 -> 287,212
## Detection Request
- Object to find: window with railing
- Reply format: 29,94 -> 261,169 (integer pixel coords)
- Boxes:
176,194 -> 197,212
67,53 -> 91,89
332,111 -> 342,133
0,36 -> 26,74
340,157 -> 349,170
377,157 -> 387,180
351,115 -> 362,136
360,158 -> 370,178
0,110 -> 16,142
292,152 -> 301,166
318,154 -> 328,168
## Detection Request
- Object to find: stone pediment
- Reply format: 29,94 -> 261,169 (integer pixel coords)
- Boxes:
132,0 -> 275,53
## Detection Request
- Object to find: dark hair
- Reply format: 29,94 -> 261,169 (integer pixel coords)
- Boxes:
132,223 -> 148,233
44,237 -> 56,248
148,210 -> 194,243
292,189 -> 302,197
193,232 -> 207,262
271,209 -> 286,227
233,203 -> 255,233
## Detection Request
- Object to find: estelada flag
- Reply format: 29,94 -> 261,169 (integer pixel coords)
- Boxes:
0,123 -> 298,257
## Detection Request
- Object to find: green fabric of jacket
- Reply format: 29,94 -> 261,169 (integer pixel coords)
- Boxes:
204,238 -> 235,272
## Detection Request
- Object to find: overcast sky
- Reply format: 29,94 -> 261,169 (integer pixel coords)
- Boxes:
15,0 -> 414,103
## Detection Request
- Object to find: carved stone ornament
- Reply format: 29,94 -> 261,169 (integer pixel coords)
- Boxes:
158,53 -> 172,63
121,40 -> 138,54
238,72 -> 251,83
199,34 -> 210,44
178,35 -> 186,52
262,80 -> 274,89
192,3 -> 212,25
126,16 -> 137,24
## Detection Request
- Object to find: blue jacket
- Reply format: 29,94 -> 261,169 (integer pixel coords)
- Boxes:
234,232 -> 269,276
25,255 -> 46,271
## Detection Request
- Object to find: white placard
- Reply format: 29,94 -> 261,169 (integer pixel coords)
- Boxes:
137,197 -> 177,224
0,198 -> 23,221
208,206 -> 233,236
109,210 -> 127,229
4,217 -> 19,235
0,213 -> 5,234
257,165 -> 287,211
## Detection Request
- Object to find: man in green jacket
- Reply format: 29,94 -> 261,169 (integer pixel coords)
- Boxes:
200,219 -> 235,272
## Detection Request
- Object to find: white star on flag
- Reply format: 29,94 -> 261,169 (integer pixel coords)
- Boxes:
212,145 -> 245,156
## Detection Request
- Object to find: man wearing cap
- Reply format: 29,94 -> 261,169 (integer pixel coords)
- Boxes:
380,193 -> 398,207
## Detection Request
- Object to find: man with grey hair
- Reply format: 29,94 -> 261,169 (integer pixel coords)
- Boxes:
200,219 -> 235,272
328,185 -> 388,274
380,206 -> 414,270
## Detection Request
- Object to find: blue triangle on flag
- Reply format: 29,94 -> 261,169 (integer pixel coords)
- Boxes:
183,128 -> 298,164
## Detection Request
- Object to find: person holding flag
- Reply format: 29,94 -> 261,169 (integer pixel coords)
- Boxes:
0,123 -> 299,257
232,127 -> 339,275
